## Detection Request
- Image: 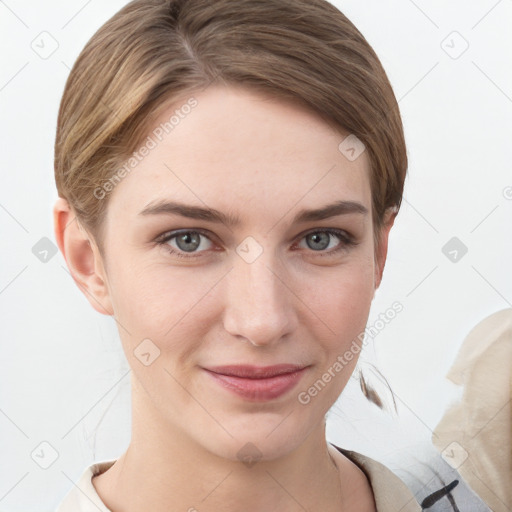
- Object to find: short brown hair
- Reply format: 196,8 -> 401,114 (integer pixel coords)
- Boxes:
54,0 -> 407,255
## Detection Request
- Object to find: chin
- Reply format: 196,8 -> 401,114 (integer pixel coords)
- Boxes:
191,410 -> 316,464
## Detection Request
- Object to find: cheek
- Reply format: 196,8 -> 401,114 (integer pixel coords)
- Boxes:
109,261 -> 220,343
296,263 -> 375,406
303,259 -> 375,333
108,243 -> 376,350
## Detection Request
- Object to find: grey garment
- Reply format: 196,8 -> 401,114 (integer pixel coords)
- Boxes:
336,445 -> 490,511
397,448 -> 492,512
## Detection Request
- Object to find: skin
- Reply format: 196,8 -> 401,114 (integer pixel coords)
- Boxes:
54,83 -> 395,511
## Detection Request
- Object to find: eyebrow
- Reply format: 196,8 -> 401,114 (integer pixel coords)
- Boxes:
138,199 -> 368,226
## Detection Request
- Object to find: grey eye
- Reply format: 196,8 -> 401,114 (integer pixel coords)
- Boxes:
305,232 -> 333,251
174,232 -> 203,252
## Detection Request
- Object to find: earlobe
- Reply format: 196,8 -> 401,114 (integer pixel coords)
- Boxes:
53,197 -> 113,316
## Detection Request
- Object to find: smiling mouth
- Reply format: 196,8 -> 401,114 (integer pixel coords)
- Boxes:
202,364 -> 309,401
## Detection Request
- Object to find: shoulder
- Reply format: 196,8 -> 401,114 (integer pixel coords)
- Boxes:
330,444 -> 421,512
55,460 -> 116,512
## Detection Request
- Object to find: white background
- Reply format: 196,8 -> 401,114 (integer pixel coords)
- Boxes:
0,0 -> 511,510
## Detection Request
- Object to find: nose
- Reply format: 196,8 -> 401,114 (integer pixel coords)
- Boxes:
222,250 -> 297,347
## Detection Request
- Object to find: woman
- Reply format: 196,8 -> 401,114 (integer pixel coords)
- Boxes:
53,0 -> 420,509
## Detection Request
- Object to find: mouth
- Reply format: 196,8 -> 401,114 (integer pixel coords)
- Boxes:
202,364 -> 309,401
207,364 -> 307,378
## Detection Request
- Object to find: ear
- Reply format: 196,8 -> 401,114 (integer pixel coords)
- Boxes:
374,207 -> 396,291
53,197 -> 113,316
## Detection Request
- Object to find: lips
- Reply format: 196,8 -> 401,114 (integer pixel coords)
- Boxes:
207,364 -> 306,378
203,364 -> 308,401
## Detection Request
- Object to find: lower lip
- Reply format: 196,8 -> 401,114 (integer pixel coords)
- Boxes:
204,368 -> 307,402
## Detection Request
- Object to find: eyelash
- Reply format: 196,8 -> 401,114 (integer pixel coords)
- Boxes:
155,228 -> 359,260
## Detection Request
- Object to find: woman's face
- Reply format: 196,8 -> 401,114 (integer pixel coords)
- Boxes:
93,84 -> 389,461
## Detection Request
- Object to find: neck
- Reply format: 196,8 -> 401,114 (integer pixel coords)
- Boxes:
93,379 -> 351,512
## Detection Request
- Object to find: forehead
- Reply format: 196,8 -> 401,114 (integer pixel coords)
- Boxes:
107,84 -> 371,224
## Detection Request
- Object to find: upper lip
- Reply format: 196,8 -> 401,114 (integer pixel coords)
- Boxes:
204,364 -> 308,379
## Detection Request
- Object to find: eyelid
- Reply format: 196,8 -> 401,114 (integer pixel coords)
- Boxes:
294,226 -> 354,242
155,227 -> 214,243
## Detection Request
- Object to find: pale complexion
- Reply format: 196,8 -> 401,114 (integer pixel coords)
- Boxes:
54,83 -> 395,511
